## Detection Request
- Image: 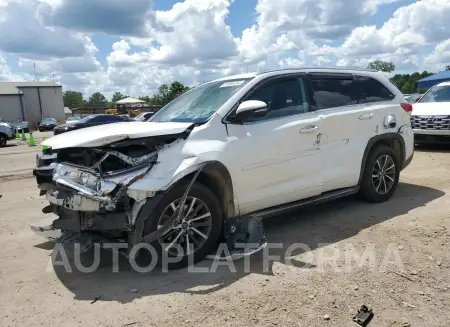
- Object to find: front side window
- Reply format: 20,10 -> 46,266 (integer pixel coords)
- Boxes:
150,79 -> 252,123
238,77 -> 310,122
356,76 -> 395,103
311,76 -> 358,109
419,84 -> 450,103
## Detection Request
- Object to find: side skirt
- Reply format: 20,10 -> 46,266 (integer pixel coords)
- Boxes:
252,186 -> 360,219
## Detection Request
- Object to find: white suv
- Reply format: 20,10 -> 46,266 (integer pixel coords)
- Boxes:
411,81 -> 450,144
33,68 -> 414,268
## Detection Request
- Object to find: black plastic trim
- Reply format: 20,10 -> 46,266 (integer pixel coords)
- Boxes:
357,133 -> 406,185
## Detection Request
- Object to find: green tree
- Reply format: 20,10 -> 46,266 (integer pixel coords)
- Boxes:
367,60 -> 396,73
88,92 -> 107,106
112,92 -> 128,103
140,81 -> 190,107
63,91 -> 85,109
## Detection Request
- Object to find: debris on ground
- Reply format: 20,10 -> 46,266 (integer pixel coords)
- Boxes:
353,305 -> 374,327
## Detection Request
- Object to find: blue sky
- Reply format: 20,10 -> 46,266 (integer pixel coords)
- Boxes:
0,0 -> 448,97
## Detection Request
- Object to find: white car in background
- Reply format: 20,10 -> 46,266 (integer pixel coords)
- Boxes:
411,81 -> 450,144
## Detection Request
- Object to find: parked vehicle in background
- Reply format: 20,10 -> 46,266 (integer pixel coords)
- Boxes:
53,114 -> 134,135
134,112 -> 154,121
404,93 -> 421,103
13,121 -> 29,133
38,118 -> 58,132
0,121 -> 16,147
411,81 -> 450,144
34,68 -> 414,269
65,116 -> 81,124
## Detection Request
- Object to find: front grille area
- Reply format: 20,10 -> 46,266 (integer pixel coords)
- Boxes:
411,115 -> 450,130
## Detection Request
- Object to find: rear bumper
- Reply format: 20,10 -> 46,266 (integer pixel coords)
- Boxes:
39,125 -> 56,131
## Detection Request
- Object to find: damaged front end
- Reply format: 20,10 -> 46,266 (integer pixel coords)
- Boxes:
32,132 -> 189,254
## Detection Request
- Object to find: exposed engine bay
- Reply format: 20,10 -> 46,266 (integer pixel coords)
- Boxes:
32,131 -> 193,248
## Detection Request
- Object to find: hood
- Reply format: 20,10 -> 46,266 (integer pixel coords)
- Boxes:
43,121 -> 193,149
412,102 -> 450,116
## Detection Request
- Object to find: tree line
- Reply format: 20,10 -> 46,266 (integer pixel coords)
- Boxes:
63,81 -> 190,109
367,60 -> 443,94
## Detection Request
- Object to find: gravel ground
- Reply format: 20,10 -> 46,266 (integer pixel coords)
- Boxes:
0,145 -> 449,327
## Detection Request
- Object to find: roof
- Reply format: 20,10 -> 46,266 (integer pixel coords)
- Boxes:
0,81 -> 62,95
0,83 -> 23,95
204,67 -> 385,86
418,71 -> 450,83
115,97 -> 145,104
13,81 -> 61,88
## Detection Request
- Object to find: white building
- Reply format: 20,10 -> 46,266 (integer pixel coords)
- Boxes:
0,82 -> 64,128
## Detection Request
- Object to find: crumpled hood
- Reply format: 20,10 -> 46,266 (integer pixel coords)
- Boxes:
43,121 -> 193,149
412,102 -> 450,116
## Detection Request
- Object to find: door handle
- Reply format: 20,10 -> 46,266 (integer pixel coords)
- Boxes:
359,113 -> 374,120
299,125 -> 319,133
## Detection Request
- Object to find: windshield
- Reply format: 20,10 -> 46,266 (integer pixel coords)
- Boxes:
150,78 -> 252,123
67,117 -> 80,122
41,118 -> 56,124
419,85 -> 450,103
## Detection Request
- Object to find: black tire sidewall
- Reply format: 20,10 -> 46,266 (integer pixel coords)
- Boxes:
138,181 -> 223,269
360,145 -> 400,203
0,136 -> 6,147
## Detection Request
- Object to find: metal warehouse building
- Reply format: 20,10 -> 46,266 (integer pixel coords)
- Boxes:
0,82 -> 64,129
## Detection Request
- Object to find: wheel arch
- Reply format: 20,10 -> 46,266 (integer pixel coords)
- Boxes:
177,161 -> 236,219
358,133 -> 405,185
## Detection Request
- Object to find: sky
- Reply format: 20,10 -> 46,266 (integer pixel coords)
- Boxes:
0,0 -> 449,99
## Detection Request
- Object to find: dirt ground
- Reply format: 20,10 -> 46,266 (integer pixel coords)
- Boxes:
0,143 -> 449,327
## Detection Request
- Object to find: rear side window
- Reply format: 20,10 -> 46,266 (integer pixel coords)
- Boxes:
310,76 -> 359,109
356,76 -> 395,103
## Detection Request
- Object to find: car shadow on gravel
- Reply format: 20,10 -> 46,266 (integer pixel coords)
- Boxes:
52,182 -> 444,303
415,144 -> 450,152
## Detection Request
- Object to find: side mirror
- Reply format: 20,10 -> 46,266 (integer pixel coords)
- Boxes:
236,100 -> 268,116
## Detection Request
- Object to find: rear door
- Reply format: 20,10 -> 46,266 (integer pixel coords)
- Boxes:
310,73 -> 378,192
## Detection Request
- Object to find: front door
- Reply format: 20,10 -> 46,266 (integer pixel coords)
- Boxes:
224,75 -> 323,215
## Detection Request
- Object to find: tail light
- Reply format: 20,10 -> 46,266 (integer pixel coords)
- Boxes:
400,103 -> 413,114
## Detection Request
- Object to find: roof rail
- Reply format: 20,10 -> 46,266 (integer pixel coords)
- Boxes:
259,66 -> 378,75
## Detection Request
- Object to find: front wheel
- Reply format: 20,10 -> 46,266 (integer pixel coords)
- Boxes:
358,145 -> 400,203
0,135 -> 6,147
138,181 -> 223,270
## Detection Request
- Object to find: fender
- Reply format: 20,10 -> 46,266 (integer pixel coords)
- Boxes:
357,133 -> 406,185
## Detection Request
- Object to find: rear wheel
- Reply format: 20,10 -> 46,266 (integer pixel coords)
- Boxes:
358,145 -> 400,203
139,181 -> 223,269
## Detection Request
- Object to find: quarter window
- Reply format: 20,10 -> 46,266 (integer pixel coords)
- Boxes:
311,76 -> 359,109
356,76 -> 395,103
240,77 -> 310,122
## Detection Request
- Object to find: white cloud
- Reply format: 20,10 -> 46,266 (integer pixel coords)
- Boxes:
0,0 -> 449,97
0,0 -> 90,58
424,39 -> 450,71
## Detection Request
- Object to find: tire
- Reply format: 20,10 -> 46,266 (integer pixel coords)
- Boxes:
358,145 -> 400,203
0,135 -> 6,147
138,181 -> 223,270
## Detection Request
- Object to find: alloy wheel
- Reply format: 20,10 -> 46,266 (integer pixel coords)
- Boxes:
157,196 -> 213,257
372,154 -> 396,195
